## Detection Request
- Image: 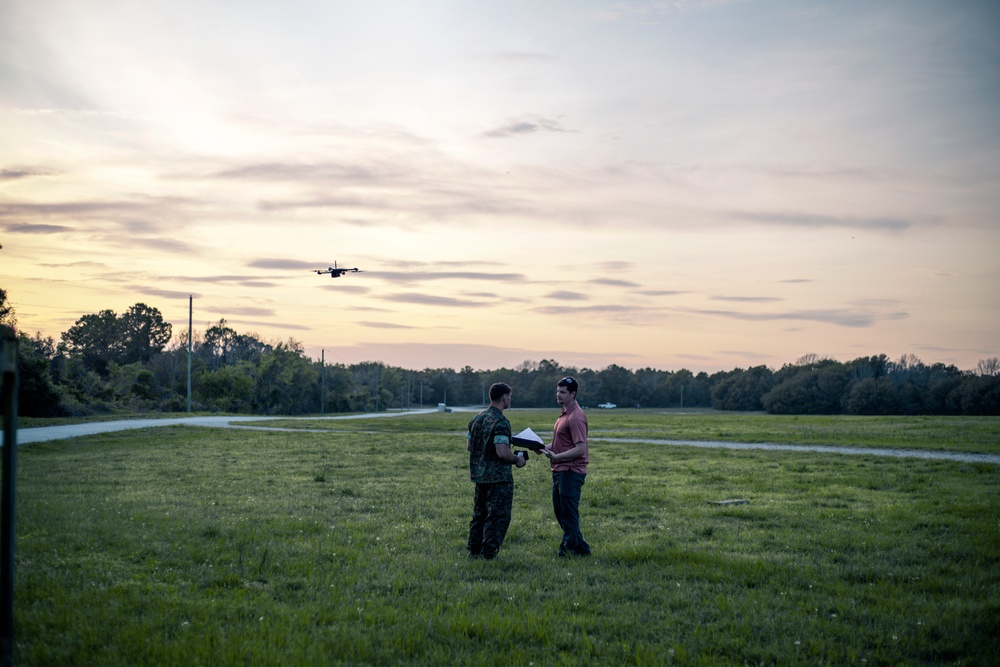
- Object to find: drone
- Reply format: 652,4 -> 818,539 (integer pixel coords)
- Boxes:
314,261 -> 363,278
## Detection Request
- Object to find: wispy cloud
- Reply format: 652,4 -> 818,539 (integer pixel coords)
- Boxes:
2,223 -> 72,233
597,261 -> 635,271
731,211 -> 914,233
580,0 -> 744,22
0,198 -> 198,220
248,259 -> 325,270
360,321 -> 419,329
478,51 -> 558,62
0,166 -> 59,181
534,304 -> 637,315
676,306 -> 909,328
589,278 -> 640,288
483,116 -> 575,139
321,285 -> 371,294
212,306 -> 276,318
210,160 -> 409,186
546,291 -> 589,301
374,271 -> 527,285
380,293 -> 491,308
711,295 -> 783,303
212,317 -> 311,332
638,289 -> 688,296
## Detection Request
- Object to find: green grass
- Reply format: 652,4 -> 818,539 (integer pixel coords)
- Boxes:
265,409 -> 1000,454
15,413 -> 1000,665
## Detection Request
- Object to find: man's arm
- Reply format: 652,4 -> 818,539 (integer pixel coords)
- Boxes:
495,442 -> 527,468
543,440 -> 587,462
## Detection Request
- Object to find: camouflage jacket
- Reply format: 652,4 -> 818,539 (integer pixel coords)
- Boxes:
467,406 -> 513,484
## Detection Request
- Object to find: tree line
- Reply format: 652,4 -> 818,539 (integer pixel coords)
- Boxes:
2,293 -> 998,418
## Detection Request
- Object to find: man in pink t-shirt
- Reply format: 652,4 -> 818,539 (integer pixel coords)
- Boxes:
541,376 -> 591,557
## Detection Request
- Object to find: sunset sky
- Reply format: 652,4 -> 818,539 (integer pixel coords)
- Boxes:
1,0 -> 997,373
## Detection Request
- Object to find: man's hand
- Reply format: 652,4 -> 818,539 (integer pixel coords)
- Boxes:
515,452 -> 527,468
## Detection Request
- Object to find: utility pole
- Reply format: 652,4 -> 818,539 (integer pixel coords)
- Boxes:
186,295 -> 193,413
321,349 -> 325,415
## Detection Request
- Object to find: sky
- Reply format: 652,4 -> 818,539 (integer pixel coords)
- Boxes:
1,0 -> 998,373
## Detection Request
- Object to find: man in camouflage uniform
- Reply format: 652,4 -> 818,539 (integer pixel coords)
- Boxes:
467,382 -> 527,559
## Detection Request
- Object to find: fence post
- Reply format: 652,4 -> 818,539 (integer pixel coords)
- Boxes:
0,325 -> 17,667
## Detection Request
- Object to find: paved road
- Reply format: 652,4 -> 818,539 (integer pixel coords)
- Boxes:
12,410 -> 446,445
8,413 -> 999,465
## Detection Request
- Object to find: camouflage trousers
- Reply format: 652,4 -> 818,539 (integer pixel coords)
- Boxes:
468,481 -> 514,559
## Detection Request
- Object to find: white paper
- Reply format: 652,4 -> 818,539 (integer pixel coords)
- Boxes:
513,427 -> 543,444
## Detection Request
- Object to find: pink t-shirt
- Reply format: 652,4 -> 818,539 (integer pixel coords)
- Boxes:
551,402 -> 588,474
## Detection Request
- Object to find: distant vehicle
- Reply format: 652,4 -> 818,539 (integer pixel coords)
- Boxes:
315,261 -> 363,278
598,402 -> 617,409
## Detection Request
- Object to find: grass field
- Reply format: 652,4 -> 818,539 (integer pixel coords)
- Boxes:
14,411 -> 1000,665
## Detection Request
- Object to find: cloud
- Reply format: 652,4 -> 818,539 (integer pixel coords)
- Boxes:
731,211 -> 913,232
710,295 -> 784,303
360,321 -> 419,329
248,259 -> 326,270
0,166 -> 59,181
479,51 -> 558,62
212,306 -> 276,317
597,261 -> 635,271
212,317 -> 311,332
533,304 -> 636,315
165,274 -> 257,284
138,288 -> 201,300
638,289 -> 688,296
588,278 -> 641,288
312,342 -> 643,371
483,116 -> 575,139
211,160 -> 406,186
676,306 -> 909,328
716,350 -> 775,361
545,291 -> 589,301
778,279 -> 814,284
110,236 -> 197,254
0,198 -> 197,221
380,293 -> 491,308
374,271 -> 527,285
322,285 -> 370,294
579,0 -> 744,22
2,223 -> 72,233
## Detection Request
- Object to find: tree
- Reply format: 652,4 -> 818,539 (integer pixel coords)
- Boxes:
62,309 -> 124,374
977,357 -> 1000,377
598,364 -> 634,406
845,378 -> 900,415
16,331 -> 65,417
120,303 -> 173,365
0,288 -> 16,329
711,366 -> 773,411
762,364 -> 850,414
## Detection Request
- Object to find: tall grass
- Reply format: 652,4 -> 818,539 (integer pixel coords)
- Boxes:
15,413 -> 1000,665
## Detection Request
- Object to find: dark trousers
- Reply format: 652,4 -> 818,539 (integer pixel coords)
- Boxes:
552,471 -> 590,555
468,481 -> 513,559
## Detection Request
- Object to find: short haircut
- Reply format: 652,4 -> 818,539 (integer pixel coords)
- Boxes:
489,382 -> 512,402
557,376 -> 579,396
